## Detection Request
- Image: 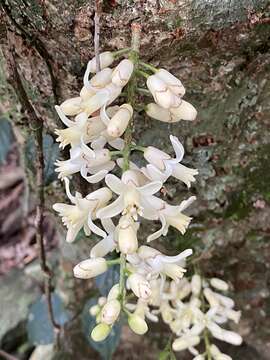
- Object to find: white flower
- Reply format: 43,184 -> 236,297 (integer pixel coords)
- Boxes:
146,101 -> 197,122
190,308 -> 243,346
96,170 -> 162,221
53,178 -> 112,242
147,74 -> 181,109
111,59 -> 134,87
128,246 -> 192,283
55,106 -> 106,149
73,257 -> 107,279
145,195 -> 196,242
87,51 -> 114,73
55,139 -> 115,183
143,135 -> 198,187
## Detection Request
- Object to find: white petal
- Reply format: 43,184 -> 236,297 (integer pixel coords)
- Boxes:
138,181 -> 162,196
147,214 -> 167,242
55,105 -> 75,127
90,234 -> 116,258
91,136 -> 107,150
96,195 -> 124,219
170,135 -> 185,162
63,177 -> 77,203
101,218 -> 115,233
100,104 -> 111,125
87,216 -> 106,238
159,249 -> 193,264
80,166 -> 108,183
105,174 -> 124,195
178,196 -> 197,212
108,137 -> 125,150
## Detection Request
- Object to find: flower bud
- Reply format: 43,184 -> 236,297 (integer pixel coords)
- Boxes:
155,69 -> 185,96
128,314 -> 148,335
88,51 -> 114,73
146,103 -> 172,122
86,187 -> 112,209
90,68 -> 113,90
172,335 -> 200,351
89,304 -> 100,316
91,323 -> 111,342
101,299 -> 121,325
60,97 -> 82,116
143,146 -> 170,170
107,284 -> 120,301
107,104 -> 133,138
203,288 -> 220,308
210,278 -> 229,291
170,100 -> 197,121
210,344 -> 232,360
73,258 -> 107,279
147,75 -> 180,109
112,59 -> 134,87
118,215 -> 138,254
128,273 -> 152,300
80,86 -> 96,101
177,282 -> 191,300
81,91 -> 109,116
191,274 -> 201,296
225,308 -> 241,323
193,356 -> 204,360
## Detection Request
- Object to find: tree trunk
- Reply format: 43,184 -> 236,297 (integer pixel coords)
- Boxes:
0,0 -> 270,359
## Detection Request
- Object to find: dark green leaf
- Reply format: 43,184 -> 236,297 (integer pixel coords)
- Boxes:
95,264 -> 120,297
81,298 -> 122,360
0,117 -> 14,165
27,293 -> 71,345
25,134 -> 60,185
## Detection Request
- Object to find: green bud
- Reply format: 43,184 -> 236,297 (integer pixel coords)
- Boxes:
128,314 -> 148,335
91,323 -> 111,342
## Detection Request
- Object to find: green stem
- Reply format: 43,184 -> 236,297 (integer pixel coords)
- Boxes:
204,329 -> 212,360
118,23 -> 141,309
136,69 -> 149,79
110,150 -> 123,157
139,61 -> 157,73
113,47 -> 131,57
107,258 -> 121,266
137,87 -> 151,96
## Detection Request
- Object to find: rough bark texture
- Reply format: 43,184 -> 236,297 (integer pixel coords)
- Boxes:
0,0 -> 270,359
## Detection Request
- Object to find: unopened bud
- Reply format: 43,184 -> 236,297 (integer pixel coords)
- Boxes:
91,323 -> 111,342
107,104 -> 133,138
73,258 -> 107,279
143,146 -> 170,170
60,97 -> 81,116
101,299 -> 121,325
89,304 -> 100,317
80,86 -> 96,101
112,59 -> 134,87
172,335 -> 200,351
107,284 -> 120,301
147,75 -> 180,109
90,68 -> 113,90
118,215 -> 138,254
203,288 -> 220,308
146,103 -> 172,122
88,51 -> 114,73
128,273 -> 152,300
191,274 -> 201,296
156,69 -> 185,96
128,314 -> 148,335
170,100 -> 197,121
210,278 -> 229,292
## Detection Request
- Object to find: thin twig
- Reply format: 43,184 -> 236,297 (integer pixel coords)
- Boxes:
0,349 -> 19,360
5,31 -> 61,335
94,0 -> 102,72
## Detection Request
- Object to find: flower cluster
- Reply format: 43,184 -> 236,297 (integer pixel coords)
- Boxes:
52,46 -> 242,356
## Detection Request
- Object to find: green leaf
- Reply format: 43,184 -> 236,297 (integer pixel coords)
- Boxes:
81,298 -> 122,360
0,117 -> 14,165
27,293 -> 71,345
25,134 -> 60,185
95,264 -> 120,297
